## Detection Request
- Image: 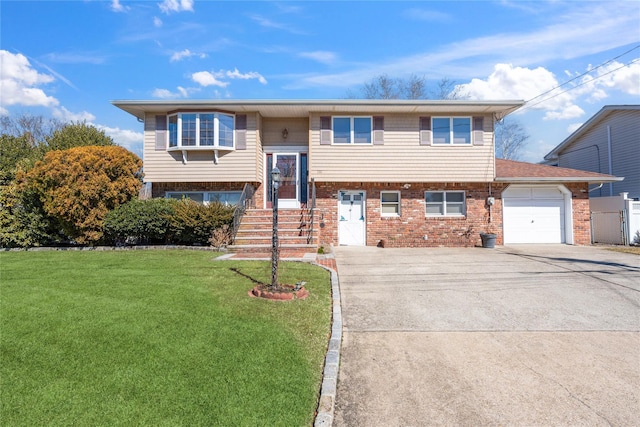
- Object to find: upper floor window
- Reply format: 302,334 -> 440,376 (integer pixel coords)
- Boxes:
432,117 -> 471,145
168,112 -> 234,149
333,117 -> 372,144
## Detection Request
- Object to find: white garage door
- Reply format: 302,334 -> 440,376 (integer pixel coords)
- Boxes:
503,186 -> 566,244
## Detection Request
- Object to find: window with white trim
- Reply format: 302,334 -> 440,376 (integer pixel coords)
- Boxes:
380,191 -> 400,217
333,117 -> 372,144
166,191 -> 242,206
168,112 -> 234,149
432,117 -> 471,145
425,191 -> 466,216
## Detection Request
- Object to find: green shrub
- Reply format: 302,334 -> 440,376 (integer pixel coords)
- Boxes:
169,200 -> 235,245
0,181 -> 59,248
103,198 -> 177,245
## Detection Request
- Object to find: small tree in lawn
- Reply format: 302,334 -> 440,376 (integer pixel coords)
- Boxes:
23,145 -> 143,244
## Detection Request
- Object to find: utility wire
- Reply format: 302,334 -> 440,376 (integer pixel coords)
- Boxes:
524,44 -> 640,104
520,57 -> 640,112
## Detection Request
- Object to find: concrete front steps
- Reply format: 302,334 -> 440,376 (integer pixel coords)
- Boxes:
229,208 -> 318,258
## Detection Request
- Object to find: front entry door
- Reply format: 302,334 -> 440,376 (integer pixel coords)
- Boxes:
338,190 -> 366,245
273,153 -> 299,209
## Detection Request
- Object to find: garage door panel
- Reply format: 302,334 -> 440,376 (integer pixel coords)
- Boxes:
532,187 -> 564,199
503,186 -> 566,244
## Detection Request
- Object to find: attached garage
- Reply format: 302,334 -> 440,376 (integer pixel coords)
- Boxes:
502,185 -> 571,244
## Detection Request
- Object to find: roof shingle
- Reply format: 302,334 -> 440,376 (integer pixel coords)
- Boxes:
495,159 -> 622,182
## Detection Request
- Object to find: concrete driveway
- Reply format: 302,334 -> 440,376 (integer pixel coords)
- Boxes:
332,245 -> 640,426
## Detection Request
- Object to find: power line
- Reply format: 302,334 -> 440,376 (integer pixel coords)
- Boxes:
524,44 -> 640,105
520,57 -> 639,112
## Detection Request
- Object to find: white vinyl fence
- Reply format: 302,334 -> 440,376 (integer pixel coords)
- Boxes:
590,193 -> 640,245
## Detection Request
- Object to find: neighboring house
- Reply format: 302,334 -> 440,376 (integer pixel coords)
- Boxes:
112,99 -> 620,250
544,105 -> 639,199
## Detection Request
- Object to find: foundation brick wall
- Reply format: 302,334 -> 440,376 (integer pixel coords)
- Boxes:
150,180 -> 592,248
314,182 -> 510,248
566,182 -> 591,245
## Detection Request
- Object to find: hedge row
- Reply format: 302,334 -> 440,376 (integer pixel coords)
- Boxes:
103,198 -> 235,246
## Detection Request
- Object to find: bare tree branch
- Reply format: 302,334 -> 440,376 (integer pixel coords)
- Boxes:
495,119 -> 530,160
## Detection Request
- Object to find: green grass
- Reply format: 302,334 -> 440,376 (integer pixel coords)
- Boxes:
0,250 -> 332,426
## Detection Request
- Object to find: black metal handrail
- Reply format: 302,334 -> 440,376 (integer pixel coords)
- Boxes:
306,178 -> 316,244
231,183 -> 255,244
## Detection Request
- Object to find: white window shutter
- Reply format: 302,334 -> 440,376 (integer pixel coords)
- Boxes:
419,116 -> 432,145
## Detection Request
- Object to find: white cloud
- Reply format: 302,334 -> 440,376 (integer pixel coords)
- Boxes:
457,63 -> 591,121
52,107 -> 96,122
299,51 -> 338,66
153,16 -> 163,27
226,68 -> 267,84
543,104 -> 585,121
170,49 -> 207,62
191,71 -> 229,88
191,69 -> 268,87
403,8 -> 451,22
152,86 -> 193,99
0,50 -> 59,109
567,123 -> 583,134
96,124 -> 143,156
158,0 -> 194,14
110,0 -> 129,12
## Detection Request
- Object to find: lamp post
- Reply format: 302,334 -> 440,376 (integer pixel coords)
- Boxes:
270,167 -> 281,290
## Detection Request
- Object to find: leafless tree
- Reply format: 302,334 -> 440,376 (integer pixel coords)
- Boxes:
348,74 -> 530,159
0,113 -> 64,146
495,119 -> 529,160
362,74 -> 401,99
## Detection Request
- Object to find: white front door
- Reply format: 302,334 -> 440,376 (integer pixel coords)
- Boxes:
273,153 -> 299,209
338,190 -> 366,245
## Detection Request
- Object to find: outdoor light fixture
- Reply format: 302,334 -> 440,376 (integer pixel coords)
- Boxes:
271,166 -> 281,289
282,128 -> 289,139
271,166 -> 281,189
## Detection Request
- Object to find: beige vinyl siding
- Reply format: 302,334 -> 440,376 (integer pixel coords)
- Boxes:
143,112 -> 261,183
262,117 -> 309,147
309,113 -> 495,182
558,109 -> 640,198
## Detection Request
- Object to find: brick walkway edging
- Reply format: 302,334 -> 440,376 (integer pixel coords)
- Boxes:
312,256 -> 341,427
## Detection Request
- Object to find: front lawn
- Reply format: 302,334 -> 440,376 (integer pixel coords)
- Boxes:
0,250 -> 331,426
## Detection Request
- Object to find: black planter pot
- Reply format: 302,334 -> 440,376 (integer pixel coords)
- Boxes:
480,233 -> 497,248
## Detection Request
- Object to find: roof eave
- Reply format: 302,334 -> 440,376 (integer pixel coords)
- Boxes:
495,177 -> 624,183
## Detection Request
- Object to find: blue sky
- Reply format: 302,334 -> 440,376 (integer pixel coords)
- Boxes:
1,0 -> 639,162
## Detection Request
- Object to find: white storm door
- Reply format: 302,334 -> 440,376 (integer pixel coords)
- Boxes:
273,153 -> 299,209
338,191 -> 366,246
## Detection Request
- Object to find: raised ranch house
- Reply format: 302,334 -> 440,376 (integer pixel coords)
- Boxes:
112,99 -> 621,254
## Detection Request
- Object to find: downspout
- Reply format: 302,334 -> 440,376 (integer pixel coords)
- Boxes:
589,183 -> 604,193
607,125 -> 613,196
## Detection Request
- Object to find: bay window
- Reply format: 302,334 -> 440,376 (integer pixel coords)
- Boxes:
168,112 -> 235,149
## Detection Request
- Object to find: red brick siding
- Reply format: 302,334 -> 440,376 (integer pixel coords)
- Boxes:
314,182 -> 509,248
566,182 -> 591,245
